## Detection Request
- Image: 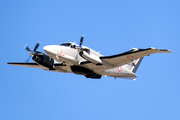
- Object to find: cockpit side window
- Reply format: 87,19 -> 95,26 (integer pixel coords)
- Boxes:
71,45 -> 76,48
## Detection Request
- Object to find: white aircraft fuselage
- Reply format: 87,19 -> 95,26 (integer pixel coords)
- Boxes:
43,43 -> 137,79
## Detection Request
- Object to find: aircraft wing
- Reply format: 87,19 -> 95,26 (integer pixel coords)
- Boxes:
7,62 -> 43,68
7,62 -> 72,73
100,48 -> 172,67
81,48 -> 172,72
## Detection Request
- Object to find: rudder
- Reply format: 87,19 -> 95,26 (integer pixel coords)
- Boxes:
124,57 -> 143,73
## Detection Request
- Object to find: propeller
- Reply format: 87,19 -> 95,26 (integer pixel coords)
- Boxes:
24,42 -> 41,62
25,41 -> 40,52
33,42 -> 40,51
25,45 -> 31,52
79,35 -> 84,47
77,35 -> 89,54
25,55 -> 31,63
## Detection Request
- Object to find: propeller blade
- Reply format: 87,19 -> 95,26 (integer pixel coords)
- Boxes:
80,35 -> 84,47
33,42 -> 40,51
25,45 -> 31,52
25,55 -> 31,63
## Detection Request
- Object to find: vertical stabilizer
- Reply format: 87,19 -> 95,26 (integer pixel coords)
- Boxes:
124,57 -> 143,73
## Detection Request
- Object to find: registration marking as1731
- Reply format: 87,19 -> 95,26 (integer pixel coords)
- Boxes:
57,46 -> 65,57
57,53 -> 65,57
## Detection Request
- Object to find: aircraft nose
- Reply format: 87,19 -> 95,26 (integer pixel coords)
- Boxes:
43,45 -> 60,54
43,45 -> 52,52
43,45 -> 56,54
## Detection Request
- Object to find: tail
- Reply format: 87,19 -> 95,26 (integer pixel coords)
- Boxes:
124,57 -> 143,73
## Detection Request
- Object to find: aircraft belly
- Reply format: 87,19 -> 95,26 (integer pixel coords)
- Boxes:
54,66 -> 72,73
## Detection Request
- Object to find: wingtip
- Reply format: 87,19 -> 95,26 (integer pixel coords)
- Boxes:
150,47 -> 173,53
7,62 -> 14,64
151,47 -> 173,53
159,49 -> 173,53
168,50 -> 173,53
7,62 -> 15,65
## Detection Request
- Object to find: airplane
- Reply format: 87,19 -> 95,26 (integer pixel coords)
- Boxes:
7,36 -> 172,80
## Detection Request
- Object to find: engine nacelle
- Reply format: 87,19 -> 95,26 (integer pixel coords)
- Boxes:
80,51 -> 102,65
70,65 -> 101,79
32,53 -> 54,70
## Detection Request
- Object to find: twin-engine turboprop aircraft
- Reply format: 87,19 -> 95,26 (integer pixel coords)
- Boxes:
8,36 -> 172,80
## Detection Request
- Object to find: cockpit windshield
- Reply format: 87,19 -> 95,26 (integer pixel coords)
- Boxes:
60,43 -> 76,48
60,43 -> 72,46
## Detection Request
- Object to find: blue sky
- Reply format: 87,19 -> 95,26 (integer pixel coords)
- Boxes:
0,0 -> 180,120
